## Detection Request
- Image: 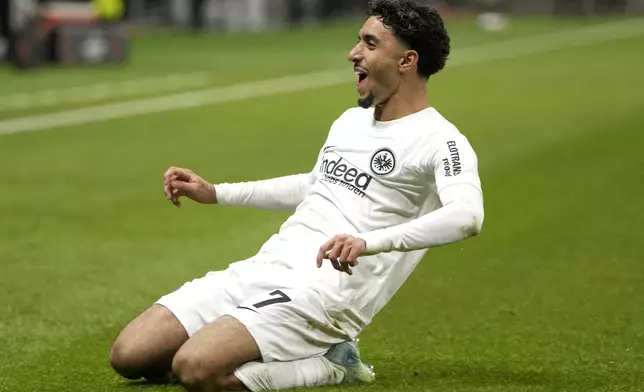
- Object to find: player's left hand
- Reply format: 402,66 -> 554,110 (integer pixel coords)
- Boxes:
316,235 -> 366,275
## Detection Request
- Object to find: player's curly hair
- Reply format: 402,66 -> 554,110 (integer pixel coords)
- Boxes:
366,0 -> 451,79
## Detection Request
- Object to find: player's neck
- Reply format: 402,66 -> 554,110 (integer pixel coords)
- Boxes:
373,83 -> 429,122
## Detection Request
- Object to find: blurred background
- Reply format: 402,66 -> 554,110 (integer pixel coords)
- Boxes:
1,0 -> 644,69
1,1 -> 643,392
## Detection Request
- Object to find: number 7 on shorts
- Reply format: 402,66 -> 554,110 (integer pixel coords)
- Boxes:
252,290 -> 292,309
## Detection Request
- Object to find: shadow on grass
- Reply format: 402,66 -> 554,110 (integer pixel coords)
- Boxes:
124,379 -> 180,389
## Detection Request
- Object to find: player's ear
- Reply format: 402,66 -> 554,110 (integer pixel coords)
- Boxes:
399,50 -> 419,74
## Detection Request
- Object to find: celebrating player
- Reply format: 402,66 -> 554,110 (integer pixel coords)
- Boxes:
109,1 -> 484,391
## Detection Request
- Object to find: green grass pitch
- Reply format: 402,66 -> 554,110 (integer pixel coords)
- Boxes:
0,16 -> 643,392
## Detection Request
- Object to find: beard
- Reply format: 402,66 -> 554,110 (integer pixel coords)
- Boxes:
357,92 -> 375,109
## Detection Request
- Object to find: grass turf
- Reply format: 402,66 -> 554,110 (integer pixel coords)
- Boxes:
0,16 -> 643,392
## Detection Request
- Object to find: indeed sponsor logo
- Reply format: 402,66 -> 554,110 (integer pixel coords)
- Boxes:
319,153 -> 372,198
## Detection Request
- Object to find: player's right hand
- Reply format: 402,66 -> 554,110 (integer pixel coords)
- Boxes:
163,166 -> 217,207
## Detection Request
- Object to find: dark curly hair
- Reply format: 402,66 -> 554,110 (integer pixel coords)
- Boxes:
367,0 -> 451,79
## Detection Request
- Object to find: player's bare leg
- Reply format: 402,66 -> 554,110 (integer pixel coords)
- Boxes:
171,315 -> 261,392
110,304 -> 188,382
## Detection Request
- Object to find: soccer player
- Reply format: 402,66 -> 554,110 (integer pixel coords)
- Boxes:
109,0 -> 484,391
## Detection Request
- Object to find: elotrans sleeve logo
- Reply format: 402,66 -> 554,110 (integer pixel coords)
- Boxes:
319,152 -> 372,198
442,141 -> 462,177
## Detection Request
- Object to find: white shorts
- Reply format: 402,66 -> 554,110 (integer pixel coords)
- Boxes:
156,260 -> 350,363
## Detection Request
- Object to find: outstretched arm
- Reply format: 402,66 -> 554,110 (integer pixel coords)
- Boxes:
214,172 -> 316,210
163,166 -> 317,210
214,143 -> 326,210
164,144 -> 323,210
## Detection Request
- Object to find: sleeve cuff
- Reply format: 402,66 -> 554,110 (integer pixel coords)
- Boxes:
358,230 -> 391,255
214,183 -> 234,206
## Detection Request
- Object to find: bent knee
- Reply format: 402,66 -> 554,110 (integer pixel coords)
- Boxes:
173,352 -> 205,388
110,305 -> 187,381
172,352 -> 233,391
110,337 -> 145,380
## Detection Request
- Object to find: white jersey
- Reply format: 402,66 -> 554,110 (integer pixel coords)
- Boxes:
217,106 -> 483,337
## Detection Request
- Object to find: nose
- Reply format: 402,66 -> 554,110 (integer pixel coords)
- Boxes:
348,44 -> 362,63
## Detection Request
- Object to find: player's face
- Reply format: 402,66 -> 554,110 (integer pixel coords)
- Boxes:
348,16 -> 406,108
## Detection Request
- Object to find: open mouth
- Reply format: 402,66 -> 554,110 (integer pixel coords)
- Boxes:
354,67 -> 368,87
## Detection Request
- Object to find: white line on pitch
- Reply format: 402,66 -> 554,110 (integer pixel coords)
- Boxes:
0,72 -> 210,112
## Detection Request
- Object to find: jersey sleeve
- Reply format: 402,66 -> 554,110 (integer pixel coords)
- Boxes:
357,131 -> 484,254
358,182 -> 484,254
214,172 -> 316,210
429,132 -> 482,194
214,127 -> 332,210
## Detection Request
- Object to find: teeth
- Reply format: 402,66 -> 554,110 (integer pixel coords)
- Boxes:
354,70 -> 367,84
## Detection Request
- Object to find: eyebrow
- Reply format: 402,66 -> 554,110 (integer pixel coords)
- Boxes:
359,33 -> 380,44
